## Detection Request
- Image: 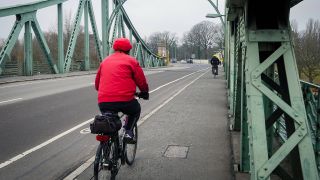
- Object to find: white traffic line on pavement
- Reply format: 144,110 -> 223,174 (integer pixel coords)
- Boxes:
0,118 -> 94,169
63,156 -> 95,180
149,68 -> 207,93
0,67 -> 207,170
138,69 -> 209,126
0,98 -> 23,104
64,68 -> 210,180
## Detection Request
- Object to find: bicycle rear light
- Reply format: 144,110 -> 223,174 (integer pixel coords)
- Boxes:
96,135 -> 110,141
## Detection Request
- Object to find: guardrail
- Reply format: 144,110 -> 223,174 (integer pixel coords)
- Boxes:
275,80 -> 320,171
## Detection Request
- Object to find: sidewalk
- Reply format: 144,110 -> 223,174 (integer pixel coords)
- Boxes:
74,69 -> 233,180
0,65 -> 173,85
0,71 -> 97,84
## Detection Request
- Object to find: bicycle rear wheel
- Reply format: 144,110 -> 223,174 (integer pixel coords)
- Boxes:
125,123 -> 138,165
93,142 -> 111,180
110,136 -> 120,180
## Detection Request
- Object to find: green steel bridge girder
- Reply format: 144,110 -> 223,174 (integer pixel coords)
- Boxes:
225,0 -> 319,179
0,11 -> 58,75
0,0 -> 68,18
0,0 -> 164,75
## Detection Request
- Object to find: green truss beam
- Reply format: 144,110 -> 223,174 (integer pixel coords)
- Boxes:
226,0 -> 319,179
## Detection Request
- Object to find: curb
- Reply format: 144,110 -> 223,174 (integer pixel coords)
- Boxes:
0,66 -> 170,85
0,71 -> 96,85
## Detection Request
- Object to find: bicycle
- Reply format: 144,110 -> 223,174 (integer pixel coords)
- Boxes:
212,66 -> 218,78
93,113 -> 138,180
91,92 -> 148,180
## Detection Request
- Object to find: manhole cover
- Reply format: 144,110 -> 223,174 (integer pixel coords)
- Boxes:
164,145 -> 189,158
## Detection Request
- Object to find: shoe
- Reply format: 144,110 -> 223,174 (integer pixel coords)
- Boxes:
124,130 -> 136,144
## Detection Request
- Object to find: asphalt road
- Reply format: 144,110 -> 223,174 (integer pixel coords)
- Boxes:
0,63 -> 216,180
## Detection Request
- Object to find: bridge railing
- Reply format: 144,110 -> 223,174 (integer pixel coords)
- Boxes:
275,81 -> 320,171
225,0 -> 319,179
0,0 -> 164,76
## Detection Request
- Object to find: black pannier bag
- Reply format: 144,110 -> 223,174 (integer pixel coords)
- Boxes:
90,113 -> 122,135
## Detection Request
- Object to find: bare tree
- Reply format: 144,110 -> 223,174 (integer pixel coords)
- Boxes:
291,20 -> 302,76
147,32 -> 162,53
293,19 -> 320,83
214,24 -> 224,51
183,21 -> 220,59
0,38 -> 5,48
146,31 -> 178,57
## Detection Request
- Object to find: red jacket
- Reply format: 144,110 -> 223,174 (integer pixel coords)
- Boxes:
95,52 -> 149,103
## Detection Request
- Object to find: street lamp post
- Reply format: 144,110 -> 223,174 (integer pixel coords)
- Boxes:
206,0 -> 226,72
206,0 -> 225,28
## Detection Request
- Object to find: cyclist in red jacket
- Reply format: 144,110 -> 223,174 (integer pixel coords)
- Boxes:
95,38 -> 149,143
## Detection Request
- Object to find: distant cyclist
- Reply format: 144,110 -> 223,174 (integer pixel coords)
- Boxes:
95,38 -> 149,143
210,55 -> 221,75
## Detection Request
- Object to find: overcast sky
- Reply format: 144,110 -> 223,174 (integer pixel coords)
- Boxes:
0,0 -> 319,41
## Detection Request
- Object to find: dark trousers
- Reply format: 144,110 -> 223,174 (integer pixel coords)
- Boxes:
98,99 -> 141,131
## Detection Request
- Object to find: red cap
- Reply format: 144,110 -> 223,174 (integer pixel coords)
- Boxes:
113,38 -> 132,51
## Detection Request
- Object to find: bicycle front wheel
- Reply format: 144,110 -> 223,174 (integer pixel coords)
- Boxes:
125,123 -> 138,165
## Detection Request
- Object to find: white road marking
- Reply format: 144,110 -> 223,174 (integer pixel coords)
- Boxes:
63,156 -> 95,180
138,69 -> 209,126
0,67 -> 208,170
0,118 -> 94,169
149,68 -> 207,93
80,128 -> 91,134
64,69 -> 210,180
0,98 -> 23,104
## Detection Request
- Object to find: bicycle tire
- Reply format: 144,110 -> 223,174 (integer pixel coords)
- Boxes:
93,142 -> 111,180
125,123 -> 138,165
110,136 -> 120,180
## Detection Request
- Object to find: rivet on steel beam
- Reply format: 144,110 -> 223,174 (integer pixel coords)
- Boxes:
294,113 -> 299,117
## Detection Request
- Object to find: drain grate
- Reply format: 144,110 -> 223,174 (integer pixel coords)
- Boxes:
163,145 -> 189,158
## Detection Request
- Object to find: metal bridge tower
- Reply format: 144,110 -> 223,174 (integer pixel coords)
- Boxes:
226,0 -> 319,179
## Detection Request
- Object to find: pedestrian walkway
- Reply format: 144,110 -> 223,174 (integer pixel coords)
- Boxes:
0,71 -> 97,84
0,66 -> 174,85
74,69 -> 233,180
